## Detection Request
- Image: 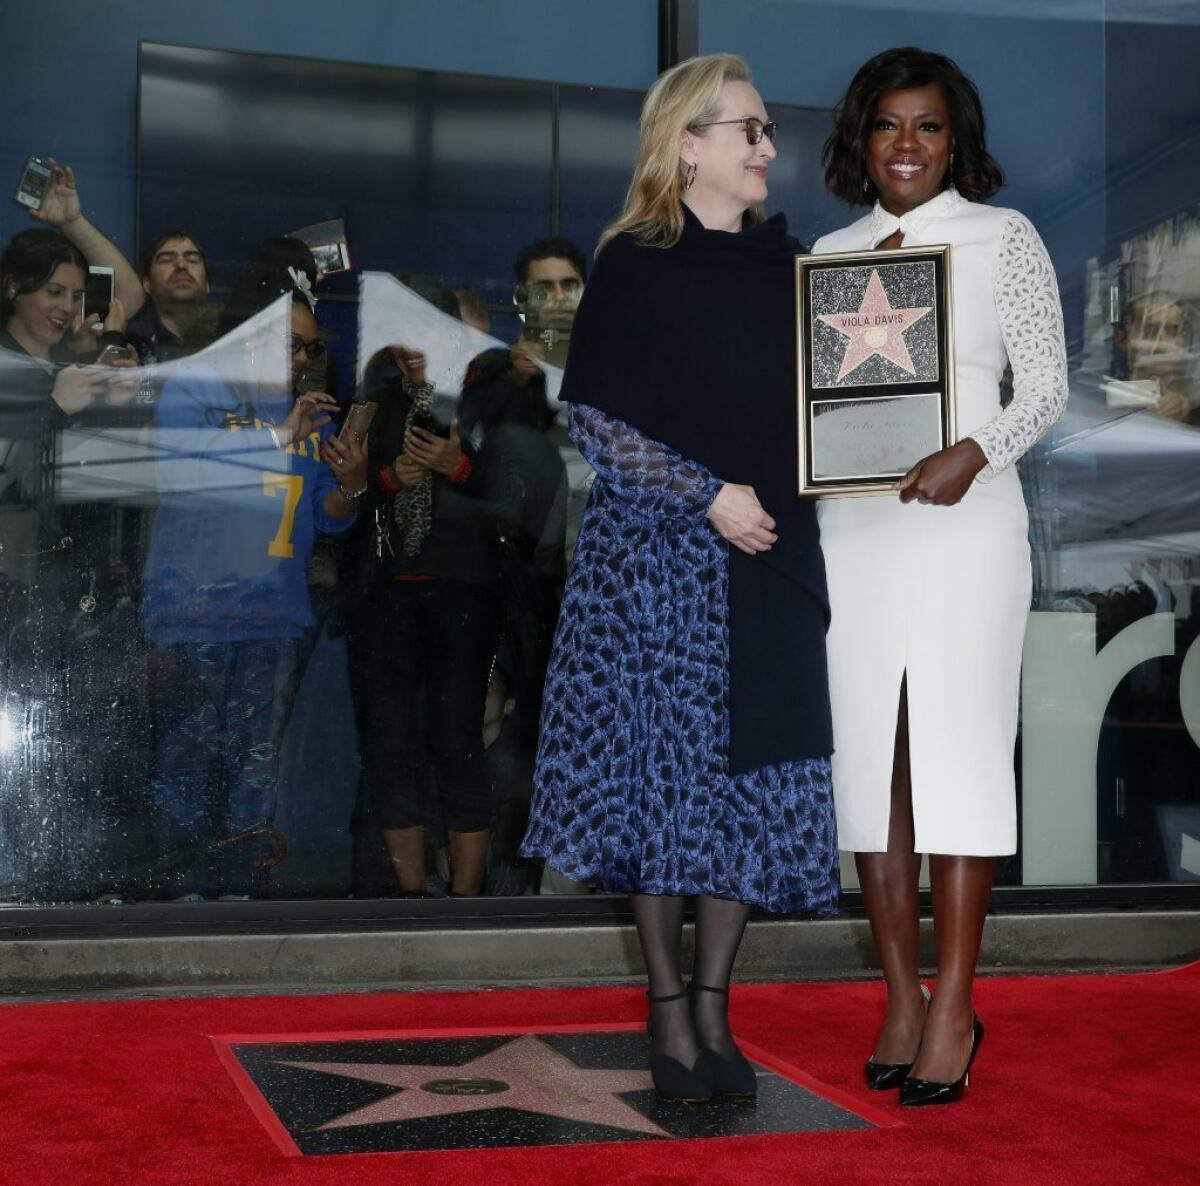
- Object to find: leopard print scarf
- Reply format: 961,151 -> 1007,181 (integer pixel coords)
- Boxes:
391,380 -> 434,557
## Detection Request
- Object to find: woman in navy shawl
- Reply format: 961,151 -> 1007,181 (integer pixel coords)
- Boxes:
521,54 -> 838,1102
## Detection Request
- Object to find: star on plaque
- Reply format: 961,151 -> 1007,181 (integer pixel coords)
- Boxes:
279,1034 -> 667,1137
218,1027 -> 889,1154
818,268 -> 933,382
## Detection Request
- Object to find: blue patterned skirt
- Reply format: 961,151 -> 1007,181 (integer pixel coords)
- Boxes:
520,485 -> 839,915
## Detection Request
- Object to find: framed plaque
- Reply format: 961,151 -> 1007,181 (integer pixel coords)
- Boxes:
795,245 -> 955,497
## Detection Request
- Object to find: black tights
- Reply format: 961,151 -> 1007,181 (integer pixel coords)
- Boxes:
631,891 -> 750,1063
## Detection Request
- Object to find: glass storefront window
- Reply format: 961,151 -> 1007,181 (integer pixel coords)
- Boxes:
704,0 -> 1200,893
0,2 -> 1196,908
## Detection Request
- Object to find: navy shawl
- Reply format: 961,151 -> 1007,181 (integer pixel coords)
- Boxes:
559,207 -> 832,773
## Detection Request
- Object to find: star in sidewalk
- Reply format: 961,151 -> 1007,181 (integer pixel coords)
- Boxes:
278,1034 -> 669,1137
818,267 -> 933,382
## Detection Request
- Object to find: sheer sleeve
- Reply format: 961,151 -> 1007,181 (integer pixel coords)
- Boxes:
568,403 -> 721,521
969,211 -> 1069,480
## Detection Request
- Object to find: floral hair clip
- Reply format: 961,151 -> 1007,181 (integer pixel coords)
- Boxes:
288,266 -> 317,312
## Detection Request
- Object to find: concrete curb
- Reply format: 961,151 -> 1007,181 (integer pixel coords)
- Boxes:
0,911 -> 1196,994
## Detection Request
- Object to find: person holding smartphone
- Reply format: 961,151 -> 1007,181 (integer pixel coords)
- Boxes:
20,159 -> 145,329
461,239 -> 586,432
0,227 -> 147,897
348,334 -> 503,899
139,258 -> 365,899
1,229 -> 136,482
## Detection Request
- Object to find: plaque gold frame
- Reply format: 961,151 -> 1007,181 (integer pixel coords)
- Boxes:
795,244 -> 956,498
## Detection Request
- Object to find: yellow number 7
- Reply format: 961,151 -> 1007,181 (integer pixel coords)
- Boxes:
262,473 -> 304,558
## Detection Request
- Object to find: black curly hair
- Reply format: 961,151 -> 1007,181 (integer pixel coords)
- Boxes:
823,47 -> 1004,206
215,237 -> 319,339
513,236 -> 587,286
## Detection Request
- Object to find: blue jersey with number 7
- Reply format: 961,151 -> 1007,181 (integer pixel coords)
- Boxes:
140,363 -> 354,644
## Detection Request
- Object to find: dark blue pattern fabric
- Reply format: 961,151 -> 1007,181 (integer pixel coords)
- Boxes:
520,405 -> 839,915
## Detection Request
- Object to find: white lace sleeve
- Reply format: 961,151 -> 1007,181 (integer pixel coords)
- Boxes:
969,211 -> 1068,480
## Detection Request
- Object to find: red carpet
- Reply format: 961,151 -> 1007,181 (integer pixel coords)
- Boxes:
3,963 -> 1198,1185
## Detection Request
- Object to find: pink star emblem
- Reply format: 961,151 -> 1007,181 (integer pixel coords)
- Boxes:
818,268 -> 933,382
278,1034 -> 668,1137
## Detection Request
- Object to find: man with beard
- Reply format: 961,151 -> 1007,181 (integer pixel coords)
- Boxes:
459,238 -> 586,431
126,232 -> 217,367
502,236 -> 586,412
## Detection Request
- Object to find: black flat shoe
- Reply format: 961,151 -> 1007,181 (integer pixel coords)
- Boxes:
689,983 -> 757,1099
900,1015 -> 984,1107
646,989 -> 714,1103
865,983 -> 932,1091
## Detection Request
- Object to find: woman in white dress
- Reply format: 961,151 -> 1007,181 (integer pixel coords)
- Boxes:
812,47 -> 1068,1106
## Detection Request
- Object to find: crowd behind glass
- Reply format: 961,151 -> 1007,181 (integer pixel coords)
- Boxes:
0,154 -> 1197,904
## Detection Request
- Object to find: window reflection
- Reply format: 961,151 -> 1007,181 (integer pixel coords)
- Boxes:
1023,207 -> 1200,886
0,33 -> 1197,903
0,207 -> 594,902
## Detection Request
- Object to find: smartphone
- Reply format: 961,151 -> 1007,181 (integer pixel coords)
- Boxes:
338,400 -> 377,444
14,156 -> 53,211
522,324 -> 570,370
540,327 -> 570,370
84,266 -> 114,322
411,407 -> 448,438
96,343 -> 137,366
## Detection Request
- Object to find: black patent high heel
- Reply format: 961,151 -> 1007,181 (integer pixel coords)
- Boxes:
900,1015 -> 984,1107
865,982 -> 932,1091
645,989 -> 715,1103
688,983 -> 757,1099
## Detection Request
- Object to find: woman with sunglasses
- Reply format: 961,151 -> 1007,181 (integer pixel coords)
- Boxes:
521,54 -> 838,1103
140,248 -> 366,899
811,47 -> 1068,1105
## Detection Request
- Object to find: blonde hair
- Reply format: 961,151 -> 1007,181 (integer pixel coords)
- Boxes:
599,53 -> 764,253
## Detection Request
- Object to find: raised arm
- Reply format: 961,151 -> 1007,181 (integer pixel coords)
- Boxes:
969,211 -> 1069,480
568,402 -> 721,521
31,161 -> 145,319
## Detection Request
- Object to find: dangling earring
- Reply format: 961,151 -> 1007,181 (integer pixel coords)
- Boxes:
682,160 -> 697,190
863,177 -> 871,196
946,151 -> 956,190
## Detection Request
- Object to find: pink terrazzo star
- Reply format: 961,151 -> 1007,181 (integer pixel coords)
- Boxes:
818,268 -> 933,381
278,1034 -> 667,1137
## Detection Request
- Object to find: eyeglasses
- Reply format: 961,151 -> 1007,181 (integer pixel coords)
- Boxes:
523,278 -> 583,306
289,335 -> 327,362
690,117 -> 778,145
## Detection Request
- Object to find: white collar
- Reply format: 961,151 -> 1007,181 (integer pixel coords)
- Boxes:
867,187 -> 968,248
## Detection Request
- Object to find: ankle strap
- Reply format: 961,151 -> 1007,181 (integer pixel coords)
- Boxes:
645,989 -> 689,1005
689,982 -> 729,995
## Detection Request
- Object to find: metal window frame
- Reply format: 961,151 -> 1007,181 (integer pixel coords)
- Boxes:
659,0 -> 700,72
